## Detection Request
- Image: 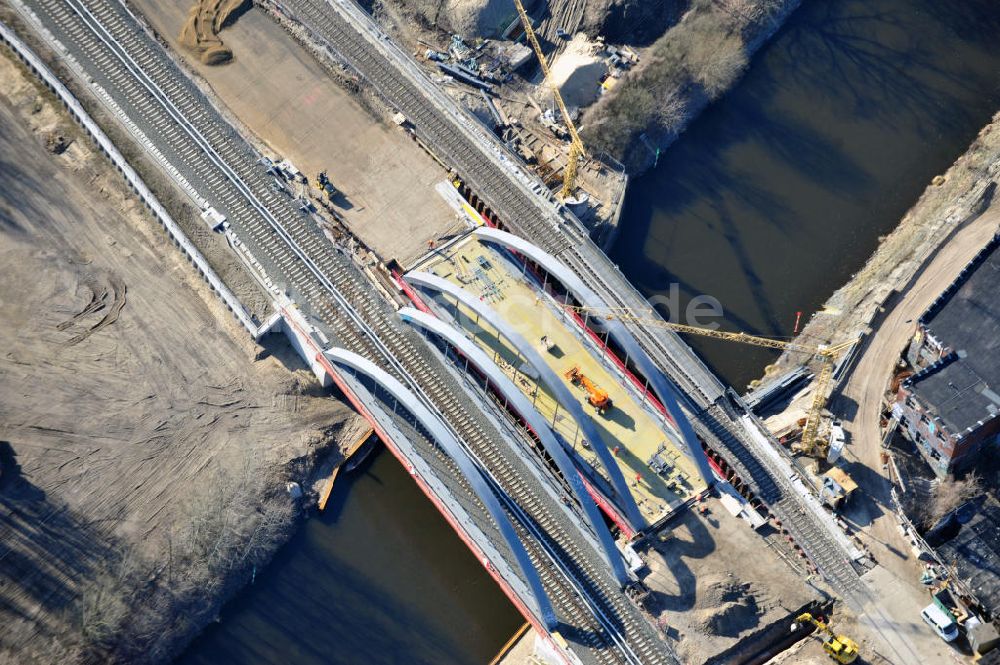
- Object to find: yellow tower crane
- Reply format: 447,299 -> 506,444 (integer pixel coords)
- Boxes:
512,0 -> 585,200
571,307 -> 857,458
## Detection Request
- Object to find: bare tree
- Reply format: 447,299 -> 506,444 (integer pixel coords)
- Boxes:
656,87 -> 690,131
681,16 -> 748,99
925,471 -> 984,527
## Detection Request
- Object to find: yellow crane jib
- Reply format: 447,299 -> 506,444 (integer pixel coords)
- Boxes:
512,0 -> 586,200
571,306 -> 858,458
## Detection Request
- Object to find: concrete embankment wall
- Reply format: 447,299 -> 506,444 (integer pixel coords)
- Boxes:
0,15 -> 261,336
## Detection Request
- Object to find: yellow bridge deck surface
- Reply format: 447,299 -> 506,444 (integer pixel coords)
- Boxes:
416,237 -> 705,523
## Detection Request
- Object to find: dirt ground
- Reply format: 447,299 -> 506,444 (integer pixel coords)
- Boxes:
763,603 -> 894,665
548,34 -> 604,109
177,0 -> 246,64
638,496 -> 819,664
0,49 -> 366,663
131,1 -> 461,266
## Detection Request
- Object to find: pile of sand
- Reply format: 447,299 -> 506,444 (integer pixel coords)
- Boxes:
178,0 -> 247,65
693,573 -> 769,638
441,0 -> 519,38
548,33 -> 605,109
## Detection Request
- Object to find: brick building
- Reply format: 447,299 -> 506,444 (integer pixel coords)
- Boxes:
895,233 -> 1000,477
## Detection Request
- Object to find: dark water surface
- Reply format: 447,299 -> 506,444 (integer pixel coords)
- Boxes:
178,448 -> 522,665
612,0 -> 1000,390
180,1 -> 1000,662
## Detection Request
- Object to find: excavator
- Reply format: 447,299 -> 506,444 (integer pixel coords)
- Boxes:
564,366 -> 612,414
792,612 -> 859,663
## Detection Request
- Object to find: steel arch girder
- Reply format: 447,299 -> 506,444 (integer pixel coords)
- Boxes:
473,226 -> 717,490
404,271 -> 647,531
324,347 -> 557,629
398,306 -> 630,585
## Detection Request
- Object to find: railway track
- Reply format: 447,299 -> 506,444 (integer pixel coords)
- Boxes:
16,0 -> 677,661
270,0 -> 870,605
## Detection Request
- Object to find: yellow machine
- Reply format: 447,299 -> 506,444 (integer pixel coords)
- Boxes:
565,366 -> 612,413
512,0 -> 585,200
793,612 -> 859,663
315,171 -> 337,200
570,307 -> 857,459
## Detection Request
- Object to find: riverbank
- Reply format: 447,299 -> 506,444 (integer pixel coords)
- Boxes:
764,110 -> 1000,383
582,0 -> 802,175
0,36 -> 368,665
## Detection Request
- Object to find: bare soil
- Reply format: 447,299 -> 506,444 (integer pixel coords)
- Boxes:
177,0 -> 248,64
132,1 -> 462,266
639,496 -> 819,664
0,47 -> 367,664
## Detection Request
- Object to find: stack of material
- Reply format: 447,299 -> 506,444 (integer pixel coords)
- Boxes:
178,0 -> 248,64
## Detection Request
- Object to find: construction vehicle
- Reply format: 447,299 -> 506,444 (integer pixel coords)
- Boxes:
315,171 -> 337,201
564,366 -> 612,414
792,612 -> 859,663
819,466 -> 858,510
511,0 -> 585,200
571,306 -> 857,460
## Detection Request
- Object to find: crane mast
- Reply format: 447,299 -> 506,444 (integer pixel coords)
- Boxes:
512,0 -> 586,199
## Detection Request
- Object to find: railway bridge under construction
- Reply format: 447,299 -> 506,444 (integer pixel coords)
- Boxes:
4,0 -> 874,662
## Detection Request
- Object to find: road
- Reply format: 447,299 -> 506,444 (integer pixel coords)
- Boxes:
834,205 -> 1000,663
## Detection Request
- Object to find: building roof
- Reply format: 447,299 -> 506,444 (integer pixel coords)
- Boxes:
936,501 -> 1000,617
910,234 -> 1000,435
911,357 -> 1000,438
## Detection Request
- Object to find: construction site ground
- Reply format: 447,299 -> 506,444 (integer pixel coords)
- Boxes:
0,49 -> 366,662
131,1 -> 463,266
755,120 -> 1000,665
379,11 -> 629,240
827,206 -> 1000,665
415,234 -> 704,524
640,495 -> 820,665
762,602 -> 893,665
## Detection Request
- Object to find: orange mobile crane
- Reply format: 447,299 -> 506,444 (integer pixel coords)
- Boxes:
565,366 -> 612,414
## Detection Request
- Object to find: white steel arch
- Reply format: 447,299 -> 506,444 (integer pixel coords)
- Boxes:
473,226 -> 716,489
398,306 -> 630,585
404,271 -> 647,531
324,347 -> 557,629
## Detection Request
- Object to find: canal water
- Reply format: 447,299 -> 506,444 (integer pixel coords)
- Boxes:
178,448 -> 523,665
178,1 -> 1000,663
612,0 -> 1000,390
